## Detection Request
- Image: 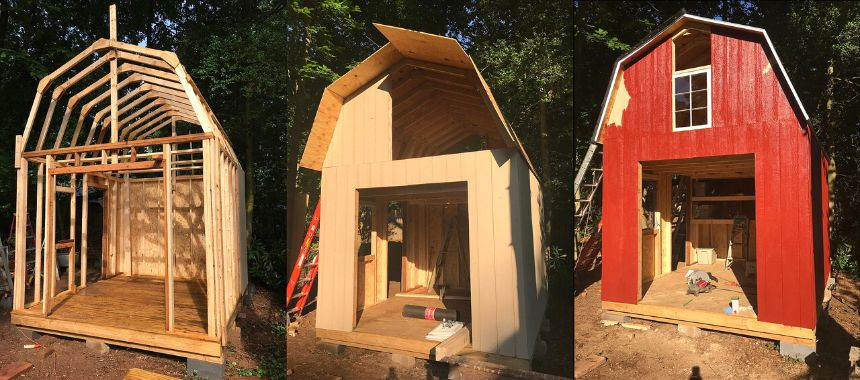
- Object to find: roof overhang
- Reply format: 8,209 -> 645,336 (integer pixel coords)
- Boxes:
300,23 -> 537,177
591,14 -> 810,143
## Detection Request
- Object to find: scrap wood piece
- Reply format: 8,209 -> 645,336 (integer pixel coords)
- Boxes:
0,361 -> 33,380
620,322 -> 650,331
600,320 -> 619,326
123,368 -> 179,380
574,355 -> 607,379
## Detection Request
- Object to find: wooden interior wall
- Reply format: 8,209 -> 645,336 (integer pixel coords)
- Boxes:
402,203 -> 469,291
127,177 -> 205,281
322,74 -> 392,168
693,221 -> 756,261
317,148 -> 545,360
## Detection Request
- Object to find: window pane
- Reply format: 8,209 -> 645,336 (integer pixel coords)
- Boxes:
691,90 -> 708,108
676,110 -> 691,129
675,76 -> 690,93
692,108 -> 708,126
691,73 -> 708,90
675,93 -> 690,110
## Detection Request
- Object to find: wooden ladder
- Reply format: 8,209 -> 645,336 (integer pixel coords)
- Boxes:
285,200 -> 321,321
575,142 -> 603,262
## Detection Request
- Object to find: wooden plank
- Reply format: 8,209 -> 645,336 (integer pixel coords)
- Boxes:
34,164 -> 44,303
602,301 -> 815,341
43,156 -> 56,316
375,200 -> 389,302
109,4 -> 119,164
430,324 -> 470,361
68,174 -> 76,292
13,136 -> 27,310
22,133 -> 214,159
163,144 -> 175,332
81,175 -> 89,288
123,368 -> 179,380
0,361 -> 32,380
49,157 -> 162,175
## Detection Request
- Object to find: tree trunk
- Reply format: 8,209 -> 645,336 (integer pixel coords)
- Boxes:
244,96 -> 255,241
539,99 -> 552,248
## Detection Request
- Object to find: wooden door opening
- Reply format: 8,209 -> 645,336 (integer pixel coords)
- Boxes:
639,154 -> 758,318
355,182 -> 472,328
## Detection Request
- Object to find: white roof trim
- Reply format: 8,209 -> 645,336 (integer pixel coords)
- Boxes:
591,14 -> 809,143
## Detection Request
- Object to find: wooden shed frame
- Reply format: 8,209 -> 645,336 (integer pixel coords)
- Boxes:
11,7 -> 246,363
299,24 -> 548,366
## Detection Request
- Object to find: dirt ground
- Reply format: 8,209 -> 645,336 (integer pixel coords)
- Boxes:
0,284 -> 283,379
574,266 -> 860,378
286,287 -> 573,379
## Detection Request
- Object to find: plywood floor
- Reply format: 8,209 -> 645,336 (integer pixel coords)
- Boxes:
21,275 -> 208,334
354,295 -> 470,344
640,261 -> 757,318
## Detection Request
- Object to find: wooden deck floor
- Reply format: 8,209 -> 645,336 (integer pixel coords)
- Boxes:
640,261 -> 757,318
318,296 -> 471,359
11,275 -> 220,360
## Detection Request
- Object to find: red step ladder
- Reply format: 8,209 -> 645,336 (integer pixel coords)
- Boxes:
286,200 -> 321,321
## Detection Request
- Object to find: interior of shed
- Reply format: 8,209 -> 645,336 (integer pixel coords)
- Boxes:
638,154 -> 758,319
17,134 -> 212,337
354,183 -> 471,346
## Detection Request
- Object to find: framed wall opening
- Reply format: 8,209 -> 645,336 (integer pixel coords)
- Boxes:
638,154 -> 758,320
352,182 -> 472,357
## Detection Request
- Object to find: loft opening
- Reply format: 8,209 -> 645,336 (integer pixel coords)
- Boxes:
389,63 -> 506,160
638,154 -> 758,320
672,27 -> 711,131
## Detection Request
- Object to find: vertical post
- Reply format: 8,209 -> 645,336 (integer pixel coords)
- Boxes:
375,200 -> 389,303
68,174 -> 76,292
13,136 -> 28,310
122,174 -> 130,274
212,142 -> 225,342
43,155 -> 56,316
81,175 -> 89,288
34,163 -> 44,304
202,139 -> 217,337
162,144 -> 175,332
109,4 -> 119,164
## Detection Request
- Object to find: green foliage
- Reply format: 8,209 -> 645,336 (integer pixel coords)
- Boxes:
546,245 -> 568,273
247,238 -> 286,289
227,355 -> 287,380
833,242 -> 859,277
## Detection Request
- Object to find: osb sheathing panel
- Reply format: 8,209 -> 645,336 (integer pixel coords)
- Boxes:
127,178 -> 205,281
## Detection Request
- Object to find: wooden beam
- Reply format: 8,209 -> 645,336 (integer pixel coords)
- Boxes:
34,163 -> 44,304
43,155 -> 56,316
49,157 -> 163,175
81,175 -> 89,288
13,136 -> 27,310
163,144 -> 175,332
22,133 -> 213,159
202,139 -> 216,338
109,4 -> 118,164
68,174 -> 77,293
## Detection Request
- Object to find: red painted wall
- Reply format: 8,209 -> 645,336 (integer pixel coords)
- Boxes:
601,27 -> 825,329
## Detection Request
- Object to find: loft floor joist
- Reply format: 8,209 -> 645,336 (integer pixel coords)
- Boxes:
11,5 -> 247,365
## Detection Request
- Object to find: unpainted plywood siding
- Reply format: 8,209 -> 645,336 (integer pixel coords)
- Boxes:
402,203 -> 469,291
317,148 -> 545,359
601,28 -> 821,329
127,178 -> 206,281
323,74 -> 392,168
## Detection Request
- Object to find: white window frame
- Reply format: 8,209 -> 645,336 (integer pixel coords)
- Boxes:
672,66 -> 712,132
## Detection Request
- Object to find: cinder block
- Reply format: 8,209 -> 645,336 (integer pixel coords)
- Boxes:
187,357 -> 224,380
391,352 -> 416,367
317,341 -> 344,356
85,339 -> 109,354
779,341 -> 816,363
600,311 -> 630,323
677,324 -> 702,337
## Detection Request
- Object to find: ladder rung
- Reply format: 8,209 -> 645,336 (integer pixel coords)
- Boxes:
286,307 -> 302,315
297,277 -> 314,285
291,292 -> 308,300
305,263 -> 318,268
591,168 -> 603,171
584,183 -> 599,187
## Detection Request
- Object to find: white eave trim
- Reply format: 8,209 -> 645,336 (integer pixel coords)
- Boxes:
591,14 -> 810,144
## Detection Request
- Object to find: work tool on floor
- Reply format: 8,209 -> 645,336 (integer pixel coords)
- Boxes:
726,215 -> 749,270
286,200 -> 321,321
402,304 -> 458,321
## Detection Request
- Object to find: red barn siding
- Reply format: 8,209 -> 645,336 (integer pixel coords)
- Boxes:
601,28 -> 820,329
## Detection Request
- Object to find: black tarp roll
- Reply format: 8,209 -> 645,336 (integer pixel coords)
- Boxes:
402,304 -> 458,321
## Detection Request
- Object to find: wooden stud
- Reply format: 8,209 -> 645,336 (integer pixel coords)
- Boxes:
163,143 -> 175,332
43,155 -> 56,316
68,174 -> 76,293
81,175 -> 89,288
34,163 -> 44,304
13,136 -> 28,310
